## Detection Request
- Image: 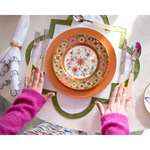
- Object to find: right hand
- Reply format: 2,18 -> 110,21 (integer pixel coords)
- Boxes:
95,83 -> 132,117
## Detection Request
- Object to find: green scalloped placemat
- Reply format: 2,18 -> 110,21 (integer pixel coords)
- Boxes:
25,15 -> 140,119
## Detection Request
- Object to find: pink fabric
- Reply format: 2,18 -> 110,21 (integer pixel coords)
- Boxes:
0,88 -> 130,135
0,88 -> 47,135
101,113 -> 130,135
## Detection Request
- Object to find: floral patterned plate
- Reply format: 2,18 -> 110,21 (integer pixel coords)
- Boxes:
53,34 -> 109,90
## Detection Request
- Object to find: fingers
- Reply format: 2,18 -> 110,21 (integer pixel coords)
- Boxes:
37,71 -> 44,93
108,85 -> 119,108
24,76 -> 28,88
27,70 -> 35,88
116,83 -> 124,104
125,96 -> 132,115
44,92 -> 55,100
95,84 -> 132,117
120,87 -> 126,106
24,70 -> 35,88
32,67 -> 40,89
95,101 -> 105,116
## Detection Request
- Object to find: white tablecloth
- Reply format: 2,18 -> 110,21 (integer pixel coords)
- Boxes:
0,15 -> 150,133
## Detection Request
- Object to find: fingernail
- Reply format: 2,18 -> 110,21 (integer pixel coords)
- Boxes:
32,70 -> 35,74
120,83 -> 123,87
95,101 -> 100,106
51,93 -> 55,96
37,66 -> 40,71
40,71 -> 43,75
116,85 -> 119,88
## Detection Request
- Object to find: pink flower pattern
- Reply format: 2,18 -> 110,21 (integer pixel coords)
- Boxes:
97,71 -> 102,76
55,64 -> 59,68
93,40 -> 99,47
86,52 -> 90,58
57,48 -> 62,53
102,53 -> 107,58
86,81 -> 92,87
87,37 -> 91,41
63,76 -> 70,82
53,34 -> 109,90
83,68 -> 88,73
71,82 -> 76,87
100,61 -> 108,71
95,78 -> 99,82
91,59 -> 96,63
70,51 -> 73,55
79,37 -> 84,42
79,84 -> 84,89
55,55 -> 61,61
99,46 -> 104,51
59,70 -> 63,74
72,66 -> 78,74
77,58 -> 85,66
62,42 -> 67,47
69,37 -> 76,44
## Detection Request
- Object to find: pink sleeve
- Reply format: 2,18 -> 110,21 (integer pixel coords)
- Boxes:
0,88 -> 47,135
101,113 -> 130,135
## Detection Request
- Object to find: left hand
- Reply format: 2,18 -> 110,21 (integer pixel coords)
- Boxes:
24,66 -> 55,100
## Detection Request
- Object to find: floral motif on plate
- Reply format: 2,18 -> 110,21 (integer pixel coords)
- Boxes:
53,34 -> 109,90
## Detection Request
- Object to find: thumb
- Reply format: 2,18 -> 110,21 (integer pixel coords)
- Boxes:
44,92 -> 55,100
95,101 -> 105,116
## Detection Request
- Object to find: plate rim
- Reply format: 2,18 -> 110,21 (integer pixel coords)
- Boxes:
143,83 -> 150,114
45,27 -> 117,98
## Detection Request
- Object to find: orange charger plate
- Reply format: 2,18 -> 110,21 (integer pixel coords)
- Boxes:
45,27 -> 117,98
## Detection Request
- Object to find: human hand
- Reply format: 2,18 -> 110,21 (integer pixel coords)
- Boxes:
24,66 -> 55,100
95,83 -> 132,117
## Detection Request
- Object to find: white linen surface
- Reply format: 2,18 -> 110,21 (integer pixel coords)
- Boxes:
33,15 -> 131,114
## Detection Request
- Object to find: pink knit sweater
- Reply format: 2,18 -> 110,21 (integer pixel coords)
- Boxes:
101,113 -> 130,135
0,88 -> 47,135
0,88 -> 130,135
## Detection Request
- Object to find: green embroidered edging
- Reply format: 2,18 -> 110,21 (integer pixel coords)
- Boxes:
100,15 -> 126,49
25,15 -> 140,119
111,26 -> 127,49
26,40 -> 33,66
100,15 -> 110,25
42,89 -> 108,119
49,15 -> 74,39
25,35 -> 43,68
26,16 -> 73,67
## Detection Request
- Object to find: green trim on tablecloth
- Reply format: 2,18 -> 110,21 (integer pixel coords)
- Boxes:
100,15 -> 127,49
100,15 -> 110,25
49,15 -> 74,39
26,41 -> 33,66
111,26 -> 127,49
26,36 -> 43,67
25,15 -> 140,119
42,89 -> 109,119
